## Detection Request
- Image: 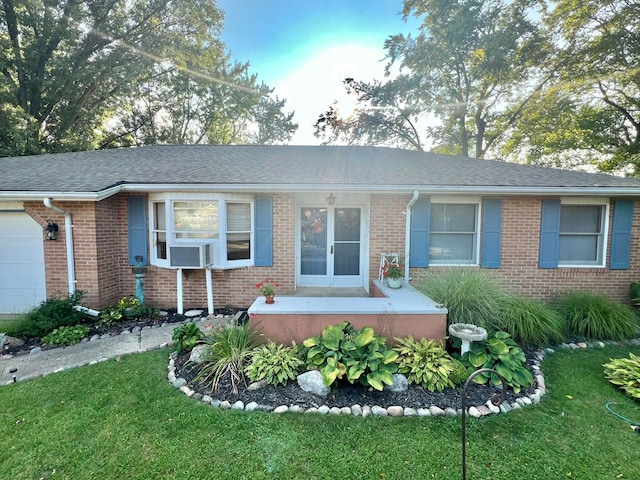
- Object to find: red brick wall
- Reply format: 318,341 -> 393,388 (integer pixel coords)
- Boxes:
26,193 -> 640,312
411,196 -> 640,303
369,194 -> 410,285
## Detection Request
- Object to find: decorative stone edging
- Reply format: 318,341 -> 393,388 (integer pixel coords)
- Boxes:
168,337 -> 640,417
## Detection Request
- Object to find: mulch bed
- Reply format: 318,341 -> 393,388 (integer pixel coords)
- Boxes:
173,347 -> 541,411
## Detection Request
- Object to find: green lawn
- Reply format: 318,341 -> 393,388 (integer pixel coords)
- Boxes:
1,345 -> 639,480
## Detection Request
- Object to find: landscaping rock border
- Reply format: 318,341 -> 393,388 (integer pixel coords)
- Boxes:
166,328 -> 640,418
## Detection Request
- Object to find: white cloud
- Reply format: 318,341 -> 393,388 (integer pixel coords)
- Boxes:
273,44 -> 389,145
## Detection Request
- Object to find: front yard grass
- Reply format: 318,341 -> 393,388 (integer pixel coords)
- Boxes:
1,345 -> 639,479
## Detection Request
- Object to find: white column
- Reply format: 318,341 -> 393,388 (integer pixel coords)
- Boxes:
177,269 -> 184,314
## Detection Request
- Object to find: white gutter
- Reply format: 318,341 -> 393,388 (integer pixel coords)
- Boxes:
43,198 -> 76,295
3,184 -> 640,202
404,191 -> 420,286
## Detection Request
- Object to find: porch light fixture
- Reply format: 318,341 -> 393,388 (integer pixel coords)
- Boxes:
326,193 -> 336,205
45,219 -> 58,241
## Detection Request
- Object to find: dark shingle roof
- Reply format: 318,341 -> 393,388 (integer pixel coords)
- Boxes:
1,144 -> 640,195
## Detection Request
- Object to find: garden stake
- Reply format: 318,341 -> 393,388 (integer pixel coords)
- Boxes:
461,368 -> 507,480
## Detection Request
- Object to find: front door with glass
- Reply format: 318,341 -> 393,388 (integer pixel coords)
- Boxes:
299,206 -> 363,287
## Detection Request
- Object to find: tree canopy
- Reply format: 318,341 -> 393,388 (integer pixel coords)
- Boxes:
315,0 -> 640,174
0,0 -> 296,156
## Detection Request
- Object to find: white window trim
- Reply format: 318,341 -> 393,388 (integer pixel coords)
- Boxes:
429,199 -> 481,267
148,193 -> 254,269
558,198 -> 609,268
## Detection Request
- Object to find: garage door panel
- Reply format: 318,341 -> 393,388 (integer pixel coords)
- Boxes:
0,212 -> 46,314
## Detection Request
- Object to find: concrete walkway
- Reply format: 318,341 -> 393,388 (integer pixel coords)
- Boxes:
0,323 -> 179,385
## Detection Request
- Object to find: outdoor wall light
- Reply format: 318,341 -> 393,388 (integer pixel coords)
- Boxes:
46,219 -> 58,240
326,193 -> 336,205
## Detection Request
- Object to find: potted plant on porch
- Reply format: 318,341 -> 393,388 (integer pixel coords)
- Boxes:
383,261 -> 404,288
256,279 -> 279,304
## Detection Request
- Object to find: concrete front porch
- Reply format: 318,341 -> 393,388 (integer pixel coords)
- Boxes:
247,280 -> 448,344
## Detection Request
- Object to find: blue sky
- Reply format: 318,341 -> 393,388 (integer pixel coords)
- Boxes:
217,0 -> 420,144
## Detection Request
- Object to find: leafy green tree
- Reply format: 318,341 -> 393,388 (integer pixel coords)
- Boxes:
503,0 -> 640,174
1,0 -> 296,156
315,0 -> 556,158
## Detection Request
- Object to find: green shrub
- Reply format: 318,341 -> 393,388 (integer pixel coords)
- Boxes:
42,324 -> 90,347
393,336 -> 459,392
303,322 -> 398,391
246,341 -> 303,386
496,295 -> 566,346
20,291 -> 86,338
417,268 -> 507,330
172,322 -> 204,353
460,331 -> 533,393
449,358 -> 470,386
196,320 -> 261,394
603,353 -> 640,400
553,292 -> 640,340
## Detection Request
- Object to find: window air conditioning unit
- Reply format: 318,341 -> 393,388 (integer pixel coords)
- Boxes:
169,243 -> 215,269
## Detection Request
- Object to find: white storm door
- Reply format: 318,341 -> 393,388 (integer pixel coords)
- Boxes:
298,206 -> 363,287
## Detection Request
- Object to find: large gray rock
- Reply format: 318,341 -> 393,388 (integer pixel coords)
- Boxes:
297,370 -> 330,396
384,373 -> 408,392
2,335 -> 24,349
188,344 -> 210,363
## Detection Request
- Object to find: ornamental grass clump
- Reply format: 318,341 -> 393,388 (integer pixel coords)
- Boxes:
417,268 -> 508,330
553,291 -> 640,340
196,320 -> 262,394
496,295 -> 566,346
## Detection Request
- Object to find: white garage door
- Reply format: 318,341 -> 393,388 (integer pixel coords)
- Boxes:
0,211 -> 46,314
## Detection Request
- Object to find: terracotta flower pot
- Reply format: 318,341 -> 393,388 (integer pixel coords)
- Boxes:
265,295 -> 275,304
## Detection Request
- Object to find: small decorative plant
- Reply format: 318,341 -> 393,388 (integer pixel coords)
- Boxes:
382,261 -> 404,279
42,324 -> 90,347
172,322 -> 205,353
460,331 -> 533,393
256,279 -> 279,297
603,353 -> 640,400
393,335 -> 460,392
246,341 -> 303,386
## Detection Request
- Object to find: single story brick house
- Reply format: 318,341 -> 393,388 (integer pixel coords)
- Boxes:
1,144 -> 640,316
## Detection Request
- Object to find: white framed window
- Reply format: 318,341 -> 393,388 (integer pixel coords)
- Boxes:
149,194 -> 253,269
429,200 -> 479,265
558,199 -> 608,267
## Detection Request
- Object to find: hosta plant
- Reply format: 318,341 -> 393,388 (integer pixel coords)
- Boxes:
172,322 -> 204,353
246,341 -> 303,386
460,331 -> 533,393
42,324 -> 90,347
603,353 -> 640,400
393,336 -> 460,392
302,321 -> 398,391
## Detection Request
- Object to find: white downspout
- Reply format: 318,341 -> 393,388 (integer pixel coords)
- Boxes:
43,198 -> 76,294
404,191 -> 420,286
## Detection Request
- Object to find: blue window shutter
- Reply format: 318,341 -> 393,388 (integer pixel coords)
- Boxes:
254,197 -> 273,267
127,196 -> 148,265
410,198 -> 430,267
481,199 -> 502,268
539,199 -> 560,269
610,200 -> 634,270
